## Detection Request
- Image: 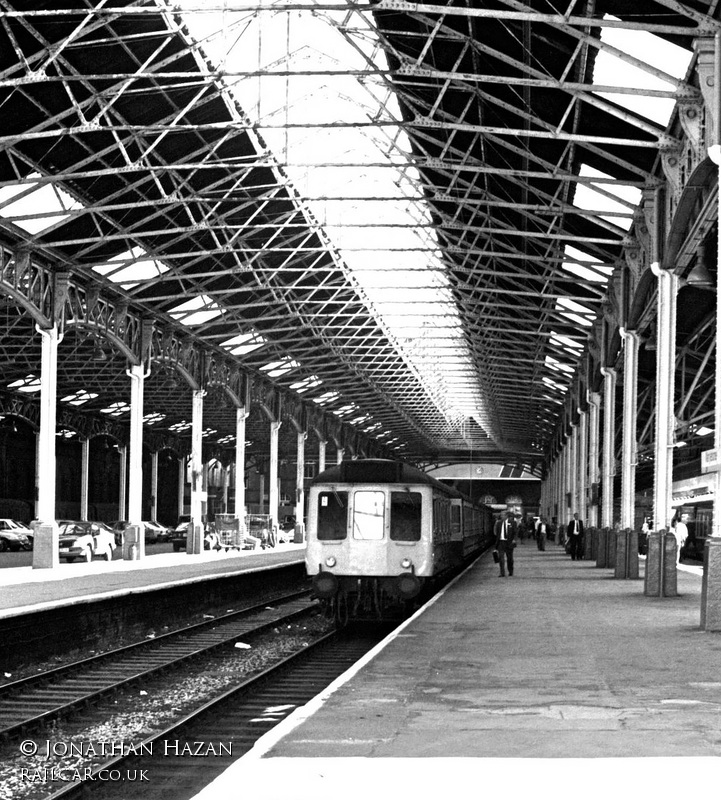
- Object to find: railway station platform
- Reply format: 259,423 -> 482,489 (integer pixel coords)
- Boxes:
192,542 -> 719,800
0,543 -> 305,620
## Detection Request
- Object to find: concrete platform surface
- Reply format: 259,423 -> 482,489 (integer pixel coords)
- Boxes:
190,543 -> 720,800
0,543 -> 305,618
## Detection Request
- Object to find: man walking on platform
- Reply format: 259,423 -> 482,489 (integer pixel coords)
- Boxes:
567,512 -> 584,560
494,511 -> 517,577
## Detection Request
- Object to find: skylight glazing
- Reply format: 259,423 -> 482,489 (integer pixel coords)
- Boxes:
593,15 -> 692,127
0,173 -> 82,234
168,294 -> 223,327
176,0 -> 488,436
92,246 -> 169,289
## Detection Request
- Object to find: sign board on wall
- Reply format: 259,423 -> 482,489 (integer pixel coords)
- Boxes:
701,449 -> 721,474
427,463 -> 540,480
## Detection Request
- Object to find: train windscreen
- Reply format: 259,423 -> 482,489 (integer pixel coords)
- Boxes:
317,491 -> 348,540
390,492 -> 422,541
352,490 -> 385,539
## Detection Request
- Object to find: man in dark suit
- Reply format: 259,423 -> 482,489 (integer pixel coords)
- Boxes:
567,512 -> 585,560
494,511 -> 517,577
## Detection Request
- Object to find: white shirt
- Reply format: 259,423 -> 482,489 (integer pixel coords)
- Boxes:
673,521 -> 688,544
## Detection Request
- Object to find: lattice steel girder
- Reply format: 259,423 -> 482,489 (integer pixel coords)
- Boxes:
0,2 -> 711,36
0,67 -> 693,99
0,118 -> 678,149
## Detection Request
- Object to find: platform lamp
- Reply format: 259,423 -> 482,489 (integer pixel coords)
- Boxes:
91,336 -> 107,361
686,242 -> 716,289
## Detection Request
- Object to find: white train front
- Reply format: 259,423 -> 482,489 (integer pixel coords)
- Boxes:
305,459 -> 493,620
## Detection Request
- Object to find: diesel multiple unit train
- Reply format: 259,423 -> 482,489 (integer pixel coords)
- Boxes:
305,459 -> 495,621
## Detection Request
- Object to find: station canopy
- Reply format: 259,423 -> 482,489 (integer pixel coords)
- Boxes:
0,1 -> 708,469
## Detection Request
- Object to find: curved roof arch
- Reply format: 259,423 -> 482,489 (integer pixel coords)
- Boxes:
0,0 -> 715,469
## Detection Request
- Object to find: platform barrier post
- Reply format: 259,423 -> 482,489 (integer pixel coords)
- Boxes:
188,522 -> 204,555
589,527 -> 598,561
584,527 -> 594,560
293,522 -> 305,543
607,527 -> 617,568
596,528 -> 608,567
614,527 -> 639,579
122,523 -> 144,560
701,538 -> 721,629
644,530 -> 677,597
32,521 -> 59,569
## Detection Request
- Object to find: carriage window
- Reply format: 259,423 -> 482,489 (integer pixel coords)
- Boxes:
353,490 -> 385,539
317,491 -> 348,540
391,492 -> 421,541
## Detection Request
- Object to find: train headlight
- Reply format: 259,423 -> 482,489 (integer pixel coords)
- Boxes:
397,572 -> 421,599
312,571 -> 339,598
401,557 -> 412,569
325,556 -> 337,567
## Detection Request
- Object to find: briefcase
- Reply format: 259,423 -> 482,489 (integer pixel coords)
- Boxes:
492,550 -> 499,563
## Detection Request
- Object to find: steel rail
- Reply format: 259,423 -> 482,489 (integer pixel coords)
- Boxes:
0,589 -> 315,742
41,627 -> 388,800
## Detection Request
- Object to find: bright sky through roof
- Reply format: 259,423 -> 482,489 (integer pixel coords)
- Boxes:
176,0 -> 486,434
593,14 -> 692,126
0,173 -> 82,234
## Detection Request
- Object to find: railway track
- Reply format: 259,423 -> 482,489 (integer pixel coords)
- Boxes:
0,590 -> 315,741
44,626 -> 389,800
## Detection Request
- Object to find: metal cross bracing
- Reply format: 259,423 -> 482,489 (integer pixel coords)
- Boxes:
0,0 -> 717,472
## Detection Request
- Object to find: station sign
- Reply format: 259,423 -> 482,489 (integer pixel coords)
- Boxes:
701,449 -> 721,474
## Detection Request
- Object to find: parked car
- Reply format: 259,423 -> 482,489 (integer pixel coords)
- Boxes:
111,520 -> 169,546
143,520 -> 169,544
58,521 -> 116,563
150,520 -> 171,542
0,519 -> 32,551
111,520 -> 128,546
169,515 -> 192,551
169,516 -> 217,551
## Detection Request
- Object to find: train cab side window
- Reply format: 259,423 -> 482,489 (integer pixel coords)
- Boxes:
390,492 -> 422,541
352,490 -> 385,540
317,491 -> 348,540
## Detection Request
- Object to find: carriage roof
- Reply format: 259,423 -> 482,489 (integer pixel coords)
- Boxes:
310,459 -> 463,498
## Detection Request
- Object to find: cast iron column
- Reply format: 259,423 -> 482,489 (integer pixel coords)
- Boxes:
80,437 -> 90,521
188,389 -> 205,554
588,392 -> 601,529
702,62 -> 721,628
33,324 -> 60,569
618,329 -> 640,578
235,406 -> 248,527
600,366 -> 616,529
269,419 -> 281,533
295,430 -> 306,539
124,363 -> 146,560
646,265 -> 679,596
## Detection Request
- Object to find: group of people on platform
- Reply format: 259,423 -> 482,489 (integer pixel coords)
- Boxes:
492,508 -> 692,578
492,510 -> 587,577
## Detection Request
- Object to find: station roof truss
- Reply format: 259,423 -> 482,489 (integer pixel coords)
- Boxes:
0,0 -> 716,469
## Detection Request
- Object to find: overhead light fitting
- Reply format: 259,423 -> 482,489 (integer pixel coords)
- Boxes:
686,242 -> 715,289
91,339 -> 107,361
644,319 -> 657,352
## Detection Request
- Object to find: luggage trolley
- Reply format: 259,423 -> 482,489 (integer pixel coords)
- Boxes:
245,514 -> 276,549
214,514 -> 244,551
